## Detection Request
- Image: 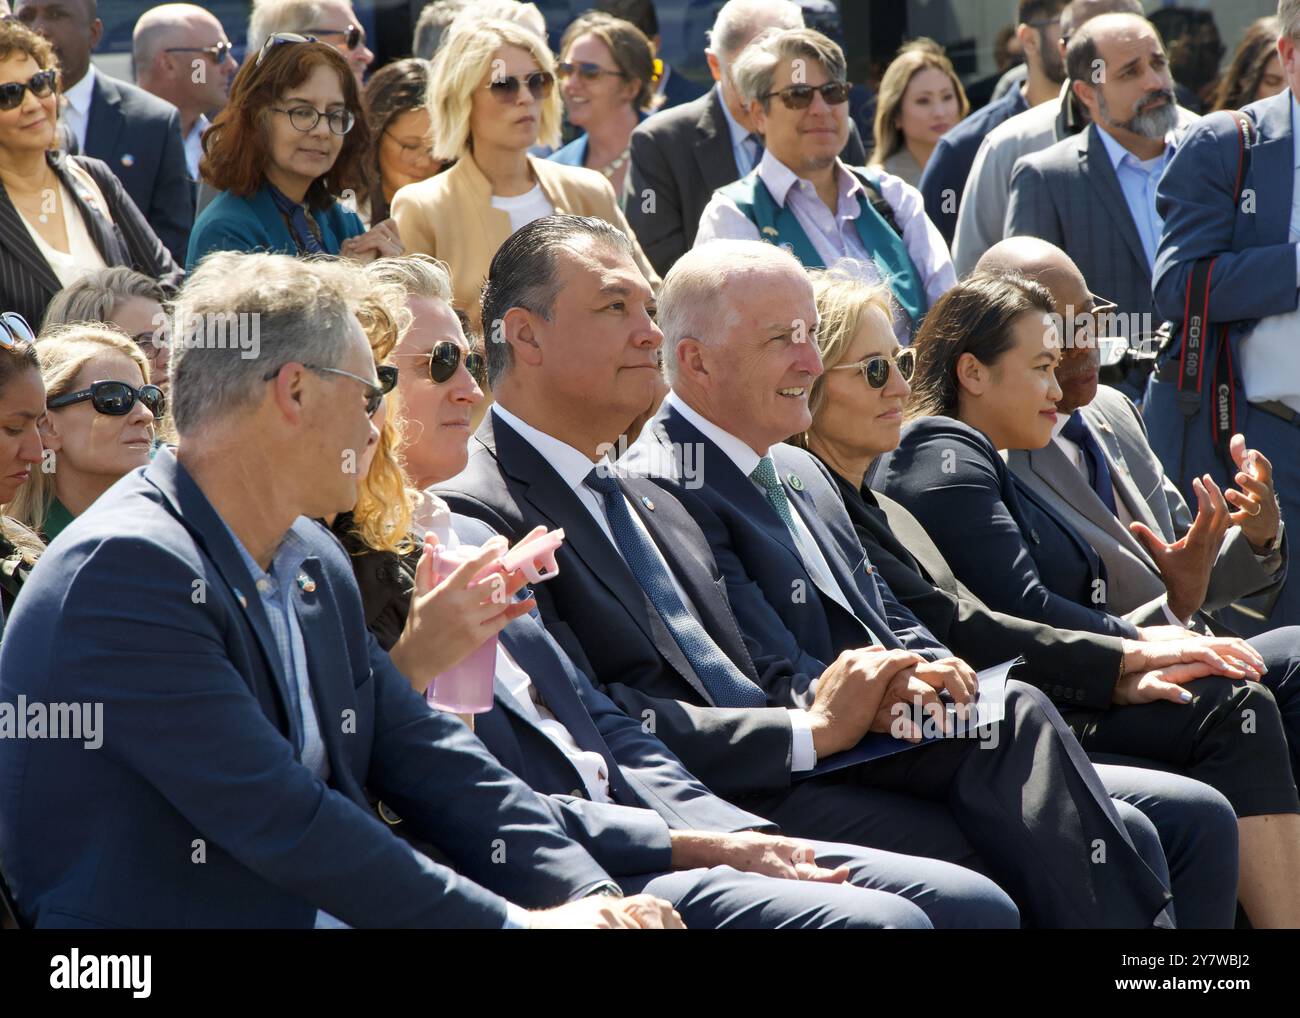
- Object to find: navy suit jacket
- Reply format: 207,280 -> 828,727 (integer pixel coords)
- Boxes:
0,450 -> 611,928
625,404 -> 948,680
1153,89 -> 1298,346
438,411 -> 807,796
452,514 -> 773,856
85,72 -> 194,266
871,416 -> 1140,642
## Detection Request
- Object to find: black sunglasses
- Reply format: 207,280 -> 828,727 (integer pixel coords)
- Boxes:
486,71 -> 554,102
556,61 -> 627,83
48,380 -> 166,418
257,32 -> 317,66
394,342 -> 485,385
0,312 -> 34,349
0,69 -> 57,112
306,24 -> 363,51
164,41 -> 233,64
762,81 -> 851,110
831,348 -> 915,389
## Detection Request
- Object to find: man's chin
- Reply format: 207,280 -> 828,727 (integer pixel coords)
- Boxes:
1058,377 -> 1100,415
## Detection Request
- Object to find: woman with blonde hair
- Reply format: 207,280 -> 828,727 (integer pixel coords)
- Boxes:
391,17 -> 658,338
7,324 -> 161,543
870,40 -> 968,187
0,312 -> 46,628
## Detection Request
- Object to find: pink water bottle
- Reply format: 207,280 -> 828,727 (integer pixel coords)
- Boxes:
425,544 -> 500,714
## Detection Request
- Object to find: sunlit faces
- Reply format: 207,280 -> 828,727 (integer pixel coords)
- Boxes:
0,54 -> 58,153
469,45 -> 546,154
1086,22 -> 1177,139
41,351 -> 156,487
311,0 -> 374,85
108,296 -> 170,395
166,15 -> 237,110
560,33 -> 637,131
696,267 -> 823,454
379,106 -> 438,198
264,63 -> 348,197
391,295 -> 482,488
1032,265 -> 1099,416
957,312 -> 1063,451
751,57 -> 849,177
895,67 -> 960,151
0,366 -> 45,503
811,304 -> 907,461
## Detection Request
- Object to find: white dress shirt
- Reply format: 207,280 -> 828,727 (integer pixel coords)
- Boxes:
184,114 -> 209,180
60,65 -> 96,155
1095,125 -> 1177,271
493,403 -> 816,773
490,183 -> 555,234
1239,91 -> 1300,413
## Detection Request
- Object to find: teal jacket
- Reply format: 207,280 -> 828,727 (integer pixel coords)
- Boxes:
186,183 -> 365,269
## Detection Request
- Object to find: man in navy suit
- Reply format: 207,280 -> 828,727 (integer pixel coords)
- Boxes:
440,214 -> 1198,928
16,0 -> 194,264
0,251 -> 688,930
1146,0 -> 1300,633
622,237 -> 1256,928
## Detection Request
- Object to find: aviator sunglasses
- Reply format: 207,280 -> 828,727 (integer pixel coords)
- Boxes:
485,71 -> 555,102
394,341 -> 486,386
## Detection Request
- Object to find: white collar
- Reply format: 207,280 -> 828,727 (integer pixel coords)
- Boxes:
1051,410 -> 1074,442
490,403 -> 609,493
62,64 -> 96,114
714,82 -> 751,151
1094,120 -> 1175,170
666,390 -> 764,478
757,149 -> 865,211
186,113 -> 210,143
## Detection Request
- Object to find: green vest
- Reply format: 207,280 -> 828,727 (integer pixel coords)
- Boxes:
718,167 -> 928,330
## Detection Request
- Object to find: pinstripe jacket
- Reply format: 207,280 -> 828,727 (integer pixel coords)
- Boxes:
0,151 -> 182,328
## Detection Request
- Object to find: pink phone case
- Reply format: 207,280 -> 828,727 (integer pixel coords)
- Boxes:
499,528 -> 566,583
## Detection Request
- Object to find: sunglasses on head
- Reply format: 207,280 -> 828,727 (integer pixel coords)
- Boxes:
164,41 -> 233,65
486,71 -> 554,102
0,312 -> 34,350
48,380 -> 166,418
256,32 -> 317,66
0,69 -> 57,111
831,347 -> 915,389
394,342 -> 485,385
306,24 -> 364,51
762,80 -> 851,110
556,61 -> 627,83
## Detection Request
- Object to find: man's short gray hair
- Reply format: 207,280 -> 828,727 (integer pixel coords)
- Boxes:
708,0 -> 803,61
731,26 -> 847,106
170,252 -> 366,435
1280,0 -> 1300,40
362,253 -> 454,304
658,240 -> 806,383
413,0 -> 473,59
247,0 -> 323,56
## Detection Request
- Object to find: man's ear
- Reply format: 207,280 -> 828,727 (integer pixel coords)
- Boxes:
705,50 -> 722,83
268,364 -> 309,424
675,337 -> 708,385
1071,77 -> 1095,112
1017,23 -> 1039,63
954,351 -> 988,398
502,306 -> 543,368
89,17 -> 104,51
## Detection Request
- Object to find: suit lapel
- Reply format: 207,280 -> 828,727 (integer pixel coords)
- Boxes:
693,90 -> 741,193
1024,440 -> 1140,554
84,74 -> 125,162
1080,126 -> 1150,273
871,490 -> 961,594
51,153 -> 128,263
0,173 -> 62,296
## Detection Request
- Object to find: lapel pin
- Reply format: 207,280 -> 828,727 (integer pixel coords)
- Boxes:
761,225 -> 779,237
296,573 -> 316,593
234,588 -> 247,609
641,495 -> 655,511
119,153 -> 135,168
787,473 -> 804,491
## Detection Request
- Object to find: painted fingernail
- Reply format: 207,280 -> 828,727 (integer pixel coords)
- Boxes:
1180,689 -> 1193,702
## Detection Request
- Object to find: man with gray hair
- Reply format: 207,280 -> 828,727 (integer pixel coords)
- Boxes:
625,0 -> 868,277
1005,12 -> 1199,328
134,4 -> 238,180
0,250 -> 685,930
246,0 -> 373,85
694,27 -> 954,341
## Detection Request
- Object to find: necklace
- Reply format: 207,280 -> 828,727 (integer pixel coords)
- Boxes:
601,146 -> 631,180
4,164 -> 58,224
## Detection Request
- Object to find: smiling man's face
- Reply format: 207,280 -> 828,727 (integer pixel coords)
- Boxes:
752,56 -> 849,177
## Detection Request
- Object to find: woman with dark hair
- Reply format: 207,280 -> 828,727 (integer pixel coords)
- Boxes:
362,57 -> 442,226
872,273 -> 1300,927
0,20 -> 180,328
1212,16 -> 1286,112
188,34 -> 403,268
0,312 -> 46,629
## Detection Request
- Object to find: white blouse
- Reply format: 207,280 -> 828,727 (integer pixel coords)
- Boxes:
18,181 -> 107,288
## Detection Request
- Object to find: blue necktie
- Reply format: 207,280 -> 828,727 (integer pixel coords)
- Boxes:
267,182 -> 326,255
584,469 -> 768,708
744,132 -> 764,173
1062,414 -> 1118,516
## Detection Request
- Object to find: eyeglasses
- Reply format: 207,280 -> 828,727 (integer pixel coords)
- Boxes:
48,380 -> 166,419
0,69 -> 57,111
270,104 -> 356,134
382,128 -> 436,164
306,24 -> 364,51
831,347 -> 915,389
0,312 -> 34,349
256,32 -> 317,66
485,71 -> 555,103
393,342 -> 486,385
164,41 -> 234,65
761,81 -> 851,110
129,331 -> 169,364
556,61 -> 627,83
263,362 -> 392,416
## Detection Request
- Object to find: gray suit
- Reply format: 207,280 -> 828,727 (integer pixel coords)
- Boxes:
1004,114 -> 1198,328
1006,384 -> 1286,631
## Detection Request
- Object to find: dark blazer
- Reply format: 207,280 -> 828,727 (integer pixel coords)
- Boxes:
823,463 -> 1122,711
84,71 -> 194,265
625,87 -> 868,277
0,152 -> 182,327
624,403 -> 948,680
437,410 -> 807,797
871,416 -> 1142,641
0,449 -> 612,928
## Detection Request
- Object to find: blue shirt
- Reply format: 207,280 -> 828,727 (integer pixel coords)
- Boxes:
1095,124 -> 1177,271
715,83 -> 762,176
